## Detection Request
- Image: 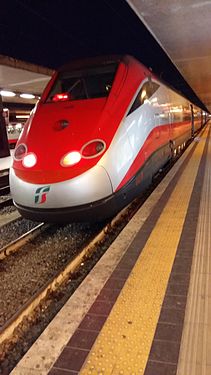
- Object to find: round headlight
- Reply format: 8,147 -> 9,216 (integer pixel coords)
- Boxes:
81,140 -> 106,158
14,143 -> 27,160
60,151 -> 81,167
22,153 -> 37,168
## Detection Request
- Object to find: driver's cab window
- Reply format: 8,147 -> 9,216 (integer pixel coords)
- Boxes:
128,81 -> 159,115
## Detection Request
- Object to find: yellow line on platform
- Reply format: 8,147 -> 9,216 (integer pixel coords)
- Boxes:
80,127 -> 209,375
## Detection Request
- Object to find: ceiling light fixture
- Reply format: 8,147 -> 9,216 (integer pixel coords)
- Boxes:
20,93 -> 35,99
0,90 -> 16,97
16,115 -> 30,119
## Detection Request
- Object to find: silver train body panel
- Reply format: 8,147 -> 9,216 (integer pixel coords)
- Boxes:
10,165 -> 113,208
98,81 -> 194,190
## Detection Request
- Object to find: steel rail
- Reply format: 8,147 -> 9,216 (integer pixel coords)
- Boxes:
0,222 -> 48,260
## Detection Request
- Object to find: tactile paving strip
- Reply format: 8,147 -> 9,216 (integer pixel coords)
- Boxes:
177,125 -> 211,375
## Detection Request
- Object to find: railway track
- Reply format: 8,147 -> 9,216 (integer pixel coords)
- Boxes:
0,217 -> 46,251
0,223 -> 107,344
0,222 -> 48,260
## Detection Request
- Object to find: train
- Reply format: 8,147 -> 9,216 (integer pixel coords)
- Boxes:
10,55 -> 208,223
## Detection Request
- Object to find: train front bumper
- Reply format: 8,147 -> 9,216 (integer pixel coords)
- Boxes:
10,166 -> 115,223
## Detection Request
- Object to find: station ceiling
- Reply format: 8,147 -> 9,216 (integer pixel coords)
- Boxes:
0,55 -> 53,105
127,0 -> 211,113
0,0 -> 210,113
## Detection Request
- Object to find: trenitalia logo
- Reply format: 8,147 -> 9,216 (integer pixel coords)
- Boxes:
34,186 -> 50,204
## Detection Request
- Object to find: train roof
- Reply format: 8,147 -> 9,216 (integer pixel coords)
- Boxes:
56,55 -> 206,112
58,55 -> 130,73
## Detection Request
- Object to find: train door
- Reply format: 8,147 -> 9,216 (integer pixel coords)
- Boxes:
149,80 -> 162,141
201,110 -> 203,128
168,91 -> 178,159
153,83 -> 171,168
190,104 -> 194,138
154,112 -> 160,140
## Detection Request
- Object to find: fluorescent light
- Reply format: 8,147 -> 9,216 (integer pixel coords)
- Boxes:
16,115 -> 30,119
20,93 -> 35,99
0,90 -> 16,97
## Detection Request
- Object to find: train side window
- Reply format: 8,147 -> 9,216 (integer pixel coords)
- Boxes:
128,81 -> 159,115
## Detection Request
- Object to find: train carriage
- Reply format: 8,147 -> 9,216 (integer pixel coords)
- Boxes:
10,55 -> 206,222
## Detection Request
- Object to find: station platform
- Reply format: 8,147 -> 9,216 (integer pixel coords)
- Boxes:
11,122 -> 211,375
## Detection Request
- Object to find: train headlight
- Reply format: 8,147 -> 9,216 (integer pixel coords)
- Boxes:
14,143 -> 27,160
81,140 -> 106,158
23,153 -> 37,168
61,151 -> 81,167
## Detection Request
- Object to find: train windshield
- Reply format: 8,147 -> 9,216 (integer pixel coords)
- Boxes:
46,63 -> 118,102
